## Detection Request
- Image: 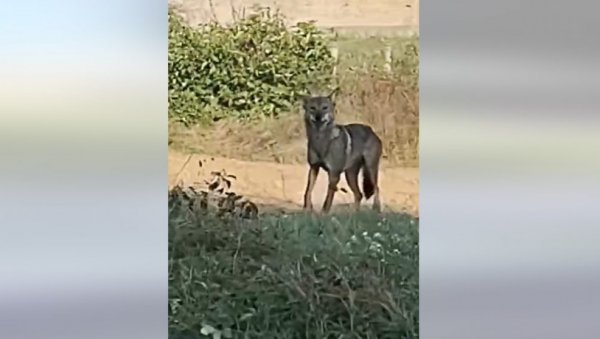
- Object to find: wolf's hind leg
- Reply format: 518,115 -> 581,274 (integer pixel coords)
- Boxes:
344,165 -> 363,211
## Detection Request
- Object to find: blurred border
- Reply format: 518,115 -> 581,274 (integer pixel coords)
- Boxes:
421,0 -> 600,338
0,1 -> 167,339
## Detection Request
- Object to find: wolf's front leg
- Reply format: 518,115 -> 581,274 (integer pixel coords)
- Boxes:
303,165 -> 320,211
322,171 -> 341,213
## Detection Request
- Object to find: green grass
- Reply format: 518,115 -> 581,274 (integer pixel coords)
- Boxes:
169,209 -> 419,338
332,35 -> 419,77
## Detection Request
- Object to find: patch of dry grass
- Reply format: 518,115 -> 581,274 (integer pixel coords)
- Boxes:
169,75 -> 418,167
336,74 -> 419,166
169,112 -> 307,164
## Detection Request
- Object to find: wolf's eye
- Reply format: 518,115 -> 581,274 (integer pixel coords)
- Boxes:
321,105 -> 329,110
309,106 -> 316,111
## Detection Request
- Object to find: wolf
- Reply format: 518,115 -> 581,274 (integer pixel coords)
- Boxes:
301,88 -> 383,213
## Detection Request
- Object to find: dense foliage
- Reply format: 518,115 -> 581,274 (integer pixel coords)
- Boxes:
168,8 -> 335,125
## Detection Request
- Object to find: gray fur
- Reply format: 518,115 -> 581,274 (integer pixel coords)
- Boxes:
301,91 -> 383,213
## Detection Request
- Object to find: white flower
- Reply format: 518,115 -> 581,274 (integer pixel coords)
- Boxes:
368,242 -> 383,253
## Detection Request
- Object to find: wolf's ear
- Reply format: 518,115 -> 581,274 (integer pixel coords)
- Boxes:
301,88 -> 311,102
326,86 -> 340,100
301,95 -> 310,108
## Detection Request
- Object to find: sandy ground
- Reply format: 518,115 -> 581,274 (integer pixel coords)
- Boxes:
169,151 -> 419,216
170,0 -> 419,31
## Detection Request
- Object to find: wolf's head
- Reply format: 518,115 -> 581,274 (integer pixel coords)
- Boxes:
302,88 -> 339,129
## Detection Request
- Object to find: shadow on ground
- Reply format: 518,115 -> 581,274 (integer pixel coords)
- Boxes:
256,201 -> 418,223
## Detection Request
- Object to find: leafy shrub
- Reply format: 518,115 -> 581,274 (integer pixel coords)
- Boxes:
168,7 -> 335,125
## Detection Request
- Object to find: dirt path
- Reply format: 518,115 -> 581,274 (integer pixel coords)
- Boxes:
169,151 -> 419,215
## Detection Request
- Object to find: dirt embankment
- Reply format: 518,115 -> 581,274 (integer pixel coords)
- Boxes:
169,0 -> 419,33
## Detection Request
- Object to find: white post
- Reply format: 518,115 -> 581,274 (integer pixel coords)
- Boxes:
383,45 -> 392,74
330,46 -> 339,77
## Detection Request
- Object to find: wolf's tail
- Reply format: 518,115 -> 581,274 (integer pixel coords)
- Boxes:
362,166 -> 375,200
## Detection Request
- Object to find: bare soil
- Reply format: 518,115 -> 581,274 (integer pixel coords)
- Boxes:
169,0 -> 419,31
169,151 -> 419,216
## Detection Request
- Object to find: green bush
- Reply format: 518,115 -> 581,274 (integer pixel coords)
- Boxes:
169,210 -> 419,338
168,8 -> 335,125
